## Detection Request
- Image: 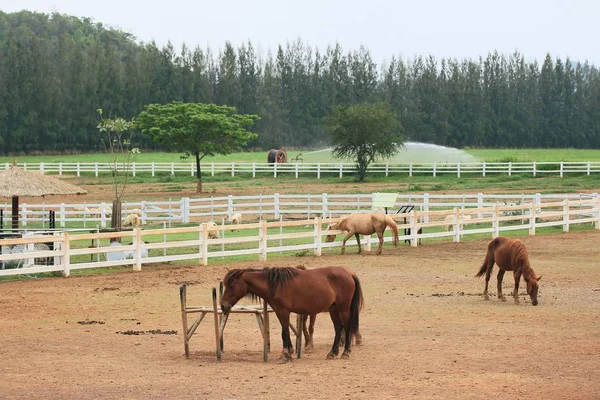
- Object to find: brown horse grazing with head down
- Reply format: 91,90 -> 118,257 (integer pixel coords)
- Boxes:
325,212 -> 399,255
295,266 -> 363,350
221,266 -> 364,361
475,236 -> 542,306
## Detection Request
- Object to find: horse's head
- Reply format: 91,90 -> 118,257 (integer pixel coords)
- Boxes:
220,269 -> 249,313
325,222 -> 339,242
525,275 -> 542,306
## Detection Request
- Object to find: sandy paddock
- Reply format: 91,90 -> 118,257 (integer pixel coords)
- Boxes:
1,231 -> 599,399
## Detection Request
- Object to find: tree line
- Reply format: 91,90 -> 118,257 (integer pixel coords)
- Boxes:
1,10 -> 599,154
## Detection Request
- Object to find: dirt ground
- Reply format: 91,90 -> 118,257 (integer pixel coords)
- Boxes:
1,231 -> 599,399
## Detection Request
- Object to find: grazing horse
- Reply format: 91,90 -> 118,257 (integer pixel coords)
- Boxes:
325,212 -> 399,255
221,266 -> 364,361
475,236 -> 542,306
295,266 -> 363,350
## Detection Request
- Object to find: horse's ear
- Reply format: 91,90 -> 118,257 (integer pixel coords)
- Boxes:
536,275 -> 542,281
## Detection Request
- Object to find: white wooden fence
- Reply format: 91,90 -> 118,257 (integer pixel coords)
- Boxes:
2,198 -> 599,277
4,161 -> 600,178
2,192 -> 598,228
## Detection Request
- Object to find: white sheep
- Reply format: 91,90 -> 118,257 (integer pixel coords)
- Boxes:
123,213 -> 141,227
128,208 -> 143,217
206,221 -> 220,239
444,213 -> 472,231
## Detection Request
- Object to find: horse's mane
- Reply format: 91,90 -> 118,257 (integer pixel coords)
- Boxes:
512,241 -> 539,282
224,267 -> 300,300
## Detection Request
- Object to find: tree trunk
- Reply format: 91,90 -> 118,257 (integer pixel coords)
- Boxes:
196,153 -> 202,193
111,200 -> 122,231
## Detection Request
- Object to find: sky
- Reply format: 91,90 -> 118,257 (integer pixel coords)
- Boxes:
1,0 -> 598,65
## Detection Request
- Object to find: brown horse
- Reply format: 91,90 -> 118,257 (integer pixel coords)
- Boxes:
475,237 -> 542,306
221,266 -> 364,361
296,266 -> 363,350
325,212 -> 399,255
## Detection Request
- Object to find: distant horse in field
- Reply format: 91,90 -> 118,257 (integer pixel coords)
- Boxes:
475,236 -> 542,306
296,266 -> 363,350
325,212 -> 399,255
221,266 -> 364,361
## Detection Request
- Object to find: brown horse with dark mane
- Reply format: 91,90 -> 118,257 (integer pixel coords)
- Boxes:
475,236 -> 542,306
325,212 -> 399,255
221,266 -> 364,361
295,266 -> 363,350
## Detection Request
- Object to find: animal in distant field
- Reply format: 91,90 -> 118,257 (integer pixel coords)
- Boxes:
325,212 -> 399,255
229,213 -> 242,231
206,221 -> 220,239
128,208 -> 143,217
475,236 -> 542,306
443,213 -> 472,231
221,266 -> 363,362
123,213 -> 141,227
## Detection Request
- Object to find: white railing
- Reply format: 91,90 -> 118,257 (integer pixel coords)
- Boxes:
3,161 -> 600,178
2,198 -> 599,277
2,192 -> 599,228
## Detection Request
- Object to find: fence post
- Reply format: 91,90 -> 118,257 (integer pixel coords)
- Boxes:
140,201 -> 147,225
508,162 -> 512,176
231,162 -> 235,177
457,162 -> 460,178
477,193 -> 484,219
563,199 -> 569,232
201,223 -> 209,266
322,193 -> 328,217
151,162 -> 155,177
134,228 -> 142,271
182,198 -> 190,223
132,162 -> 136,177
314,216 -> 322,256
385,163 -> 389,177
274,193 -> 280,219
295,163 -> 299,179
59,203 -> 66,228
94,162 -> 99,177
453,208 -> 460,243
274,162 -> 277,179
211,163 -> 215,177
423,193 -> 430,223
529,203 -> 536,235
482,161 -> 486,177
587,161 -> 591,176
21,204 -> 27,227
409,163 -> 413,177
493,203 -> 500,238
190,163 -> 194,176
59,162 -> 63,176
339,163 -> 343,179
252,162 -> 256,178
62,232 -> 70,277
532,161 -> 537,177
596,194 -> 600,230
410,211 -> 418,247
227,195 -> 234,221
76,162 -> 80,177
317,163 -> 321,179
433,162 -> 436,177
40,162 -> 45,174
259,220 -> 268,262
560,161 -> 564,178
100,202 -> 107,228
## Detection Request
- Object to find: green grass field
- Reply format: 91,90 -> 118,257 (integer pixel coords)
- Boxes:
4,147 -> 600,165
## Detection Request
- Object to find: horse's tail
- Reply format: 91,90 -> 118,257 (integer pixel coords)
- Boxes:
348,274 -> 364,341
385,215 -> 399,248
475,238 -> 497,277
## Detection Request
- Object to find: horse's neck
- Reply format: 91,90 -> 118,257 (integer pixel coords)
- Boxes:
521,261 -> 536,279
244,272 -> 270,300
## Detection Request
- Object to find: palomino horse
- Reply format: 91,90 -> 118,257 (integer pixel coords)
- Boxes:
221,266 -> 364,361
325,212 -> 399,255
296,266 -> 363,350
475,236 -> 542,306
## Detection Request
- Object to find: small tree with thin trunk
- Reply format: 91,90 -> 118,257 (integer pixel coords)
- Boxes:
97,109 -> 139,229
324,102 -> 404,181
135,102 -> 259,193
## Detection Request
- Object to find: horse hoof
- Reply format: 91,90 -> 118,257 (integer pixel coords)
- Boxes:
326,353 -> 336,360
484,295 -> 490,301
341,352 -> 350,359
355,338 -> 363,346
499,296 -> 507,302
278,355 -> 292,364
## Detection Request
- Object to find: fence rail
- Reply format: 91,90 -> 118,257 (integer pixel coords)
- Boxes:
2,192 -> 599,229
4,161 -> 600,178
2,198 -> 599,277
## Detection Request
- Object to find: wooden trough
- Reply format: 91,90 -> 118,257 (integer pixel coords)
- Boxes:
179,282 -> 304,362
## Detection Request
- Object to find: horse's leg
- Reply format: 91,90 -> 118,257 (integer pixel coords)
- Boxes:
513,271 -> 522,305
301,315 -> 310,348
341,232 -> 354,255
339,308 -> 352,358
376,231 -> 384,255
497,269 -> 507,301
304,314 -> 315,350
275,309 -> 294,362
355,327 -> 363,345
355,233 -> 362,254
484,264 -> 493,300
326,307 -> 343,360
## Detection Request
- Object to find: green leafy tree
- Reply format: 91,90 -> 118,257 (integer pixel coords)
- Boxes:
135,102 -> 259,192
324,103 -> 404,181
